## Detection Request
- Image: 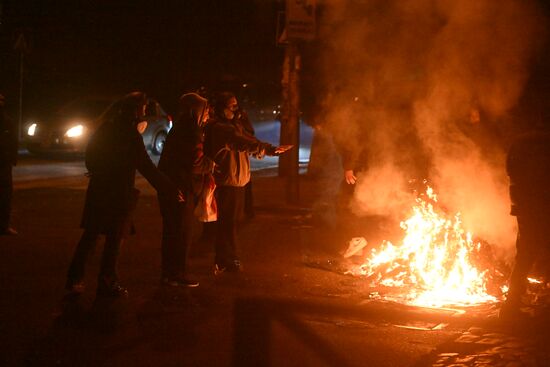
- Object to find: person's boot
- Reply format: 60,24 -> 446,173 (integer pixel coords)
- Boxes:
96,277 -> 128,298
65,279 -> 85,295
0,227 -> 17,236
161,276 -> 199,288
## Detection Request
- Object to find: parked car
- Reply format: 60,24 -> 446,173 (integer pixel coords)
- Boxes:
24,96 -> 172,156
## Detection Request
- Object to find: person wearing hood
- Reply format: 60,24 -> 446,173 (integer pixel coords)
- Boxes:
65,91 -> 182,298
205,92 -> 292,275
157,92 -> 212,287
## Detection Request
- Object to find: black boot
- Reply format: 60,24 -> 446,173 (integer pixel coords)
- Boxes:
97,278 -> 128,298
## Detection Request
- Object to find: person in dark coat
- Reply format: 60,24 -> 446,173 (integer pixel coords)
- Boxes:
157,92 -> 212,287
0,93 -> 18,235
500,124 -> 550,319
205,92 -> 292,274
66,91 -> 181,297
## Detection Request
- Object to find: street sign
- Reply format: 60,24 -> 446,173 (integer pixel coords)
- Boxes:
286,0 -> 316,41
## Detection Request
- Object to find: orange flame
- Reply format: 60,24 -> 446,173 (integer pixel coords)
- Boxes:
346,185 -> 501,307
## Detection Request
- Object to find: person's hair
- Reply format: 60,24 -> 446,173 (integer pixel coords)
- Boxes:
104,91 -> 147,123
213,91 -> 236,116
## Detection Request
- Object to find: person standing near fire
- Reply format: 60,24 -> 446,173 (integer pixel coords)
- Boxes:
205,92 -> 292,274
65,92 -> 182,297
0,93 -> 18,236
333,124 -> 370,238
157,92 -> 212,287
500,116 -> 550,319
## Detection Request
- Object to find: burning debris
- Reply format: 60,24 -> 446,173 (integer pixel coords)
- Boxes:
343,182 -> 509,308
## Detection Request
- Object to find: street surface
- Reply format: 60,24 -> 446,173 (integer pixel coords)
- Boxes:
3,122 -> 550,366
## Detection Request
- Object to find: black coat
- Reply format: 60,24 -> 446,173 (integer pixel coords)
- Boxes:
507,130 -> 550,216
158,120 -> 212,196
81,117 -> 175,235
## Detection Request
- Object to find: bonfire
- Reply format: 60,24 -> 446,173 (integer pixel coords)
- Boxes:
344,182 -> 507,308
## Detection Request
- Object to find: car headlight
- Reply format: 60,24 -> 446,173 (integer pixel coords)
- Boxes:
27,123 -> 37,136
65,124 -> 84,138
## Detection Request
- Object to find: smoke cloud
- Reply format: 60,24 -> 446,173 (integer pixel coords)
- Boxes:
317,0 -> 547,255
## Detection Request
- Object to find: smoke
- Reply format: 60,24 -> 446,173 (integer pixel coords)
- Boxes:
318,0 -> 547,254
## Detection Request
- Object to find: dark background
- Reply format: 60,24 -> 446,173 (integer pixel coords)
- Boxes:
0,0 -> 285,117
2,1 -> 550,125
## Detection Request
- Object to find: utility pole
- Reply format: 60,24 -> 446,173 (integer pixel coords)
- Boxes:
279,42 -> 301,203
279,0 -> 316,204
287,43 -> 300,203
14,32 -> 29,140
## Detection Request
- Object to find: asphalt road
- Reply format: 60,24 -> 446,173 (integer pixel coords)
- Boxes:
4,133 -> 550,366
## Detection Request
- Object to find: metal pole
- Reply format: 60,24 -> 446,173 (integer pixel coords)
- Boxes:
18,51 -> 23,140
286,42 -> 300,204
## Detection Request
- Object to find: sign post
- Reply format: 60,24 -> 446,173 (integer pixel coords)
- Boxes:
279,0 -> 316,204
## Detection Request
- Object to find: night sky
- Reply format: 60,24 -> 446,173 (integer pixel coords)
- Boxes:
0,0 -> 285,115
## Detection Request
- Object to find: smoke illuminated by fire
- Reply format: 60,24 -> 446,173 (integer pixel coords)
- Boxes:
316,0 -> 547,260
345,184 -> 503,307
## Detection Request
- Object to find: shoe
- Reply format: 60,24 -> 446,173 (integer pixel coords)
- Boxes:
65,279 -> 85,294
214,263 -> 227,276
96,281 -> 128,298
214,260 -> 242,275
161,277 -> 199,288
226,259 -> 242,272
0,227 -> 17,236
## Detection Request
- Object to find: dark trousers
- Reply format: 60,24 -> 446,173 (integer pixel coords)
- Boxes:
67,228 -> 124,284
159,195 -> 194,278
215,185 -> 245,265
336,178 -> 358,234
244,180 -> 254,219
0,163 -> 13,230
507,215 -> 550,304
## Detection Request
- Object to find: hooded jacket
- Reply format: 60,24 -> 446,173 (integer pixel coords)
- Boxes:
205,111 -> 276,187
158,93 -> 213,194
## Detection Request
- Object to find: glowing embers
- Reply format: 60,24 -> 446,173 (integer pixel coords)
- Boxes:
346,184 -> 503,308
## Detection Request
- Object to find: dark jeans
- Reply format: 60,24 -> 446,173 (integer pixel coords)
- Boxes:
244,180 -> 254,219
0,163 -> 13,230
507,214 -> 550,304
215,185 -> 245,266
159,195 -> 194,278
67,228 -> 125,284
